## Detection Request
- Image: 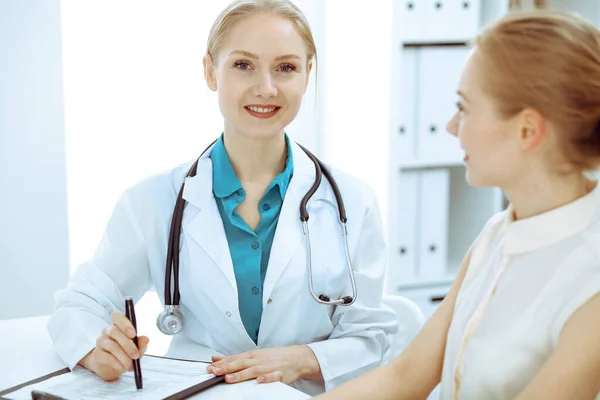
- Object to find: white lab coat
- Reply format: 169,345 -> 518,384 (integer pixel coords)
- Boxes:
47,141 -> 398,394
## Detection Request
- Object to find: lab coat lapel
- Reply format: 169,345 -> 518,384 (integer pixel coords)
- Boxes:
262,142 -> 318,305
182,156 -> 238,294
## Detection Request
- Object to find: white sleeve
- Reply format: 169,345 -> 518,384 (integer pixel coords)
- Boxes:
47,189 -> 152,369
306,188 -> 398,391
550,267 -> 600,346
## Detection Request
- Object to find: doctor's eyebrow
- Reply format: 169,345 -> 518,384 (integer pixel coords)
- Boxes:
229,50 -> 302,62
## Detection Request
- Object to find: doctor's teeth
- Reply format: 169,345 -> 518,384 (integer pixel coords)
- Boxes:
248,106 -> 276,113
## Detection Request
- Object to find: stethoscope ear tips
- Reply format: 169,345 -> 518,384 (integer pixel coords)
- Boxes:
318,294 -> 331,302
318,294 -> 354,305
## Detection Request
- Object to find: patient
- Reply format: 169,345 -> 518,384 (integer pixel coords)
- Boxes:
317,9 -> 600,400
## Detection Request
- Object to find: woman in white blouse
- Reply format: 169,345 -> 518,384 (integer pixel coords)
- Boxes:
317,9 -> 600,400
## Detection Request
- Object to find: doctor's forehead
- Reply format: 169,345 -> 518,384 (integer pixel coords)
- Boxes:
219,13 -> 308,62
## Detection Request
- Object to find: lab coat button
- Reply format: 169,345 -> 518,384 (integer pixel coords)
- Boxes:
267,298 -> 273,304
226,311 -> 231,317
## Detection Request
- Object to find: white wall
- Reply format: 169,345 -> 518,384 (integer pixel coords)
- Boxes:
322,0 -> 394,228
0,0 -> 70,319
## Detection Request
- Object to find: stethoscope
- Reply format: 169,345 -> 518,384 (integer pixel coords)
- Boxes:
156,140 -> 358,335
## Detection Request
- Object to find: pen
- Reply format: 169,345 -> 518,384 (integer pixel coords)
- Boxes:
125,296 -> 143,390
31,390 -> 68,400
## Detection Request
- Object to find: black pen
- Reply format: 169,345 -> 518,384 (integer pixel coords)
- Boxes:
31,390 -> 68,400
125,296 -> 143,390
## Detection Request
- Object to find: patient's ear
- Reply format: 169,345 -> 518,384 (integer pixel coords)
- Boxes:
518,108 -> 545,151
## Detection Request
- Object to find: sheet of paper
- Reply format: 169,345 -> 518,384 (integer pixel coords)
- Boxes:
5,356 -> 217,400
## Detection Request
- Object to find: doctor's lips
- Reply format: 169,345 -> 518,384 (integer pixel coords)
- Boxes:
244,104 -> 281,119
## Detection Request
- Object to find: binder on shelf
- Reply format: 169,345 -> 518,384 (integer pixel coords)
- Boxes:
417,168 -> 450,282
416,46 -> 470,162
402,0 -> 481,44
423,0 -> 481,43
401,0 -> 426,43
396,47 -> 418,161
390,169 -> 420,290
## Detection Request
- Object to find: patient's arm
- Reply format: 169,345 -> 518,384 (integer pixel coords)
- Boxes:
514,292 -> 600,400
315,245 -> 474,400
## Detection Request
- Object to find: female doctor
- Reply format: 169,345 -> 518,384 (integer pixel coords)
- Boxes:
47,0 -> 396,395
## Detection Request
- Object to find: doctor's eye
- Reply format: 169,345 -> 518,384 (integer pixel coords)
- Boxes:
234,60 -> 253,71
456,101 -> 466,113
278,63 -> 297,73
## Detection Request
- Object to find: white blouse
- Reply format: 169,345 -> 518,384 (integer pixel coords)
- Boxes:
441,181 -> 600,400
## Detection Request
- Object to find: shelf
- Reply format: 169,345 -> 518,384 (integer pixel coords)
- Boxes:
394,277 -> 456,291
403,41 -> 469,48
398,158 -> 464,170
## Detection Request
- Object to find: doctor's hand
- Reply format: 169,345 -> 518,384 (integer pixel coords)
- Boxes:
78,311 -> 150,381
206,346 -> 322,385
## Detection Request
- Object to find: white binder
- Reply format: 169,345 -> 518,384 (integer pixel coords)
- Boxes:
396,47 -> 418,161
390,169 -> 420,290
416,46 -> 470,162
423,0 -> 481,43
402,0 -> 481,43
401,0 -> 426,43
417,168 -> 450,282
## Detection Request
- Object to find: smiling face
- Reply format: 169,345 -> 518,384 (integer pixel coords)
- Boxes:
203,13 -> 312,141
446,48 -> 528,188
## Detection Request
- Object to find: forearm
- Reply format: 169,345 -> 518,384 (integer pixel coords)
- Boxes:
316,360 -> 425,400
315,253 -> 470,399
78,349 -> 95,370
306,333 -> 391,391
298,345 -> 324,381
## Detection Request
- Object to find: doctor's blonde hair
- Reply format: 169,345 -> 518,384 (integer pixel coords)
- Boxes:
474,10 -> 600,171
206,0 -> 317,68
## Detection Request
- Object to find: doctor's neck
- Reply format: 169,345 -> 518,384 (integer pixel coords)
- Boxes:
222,130 -> 287,183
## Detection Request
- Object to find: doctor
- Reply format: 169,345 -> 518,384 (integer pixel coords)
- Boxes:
47,0 -> 396,395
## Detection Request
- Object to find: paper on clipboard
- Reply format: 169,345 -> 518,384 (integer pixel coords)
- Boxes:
3,355 -> 223,400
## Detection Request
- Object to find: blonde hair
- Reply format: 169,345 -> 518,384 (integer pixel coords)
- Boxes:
206,0 -> 317,67
474,10 -> 600,170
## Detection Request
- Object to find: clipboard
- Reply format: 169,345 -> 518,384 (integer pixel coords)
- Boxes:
0,355 -> 224,400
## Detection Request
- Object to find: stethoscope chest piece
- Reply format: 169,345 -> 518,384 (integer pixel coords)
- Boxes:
156,305 -> 185,335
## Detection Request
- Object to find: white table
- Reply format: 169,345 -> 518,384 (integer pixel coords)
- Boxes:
0,316 -> 311,399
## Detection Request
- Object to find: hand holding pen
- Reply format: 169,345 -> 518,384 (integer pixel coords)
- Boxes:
125,296 -> 143,389
77,299 -> 150,384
